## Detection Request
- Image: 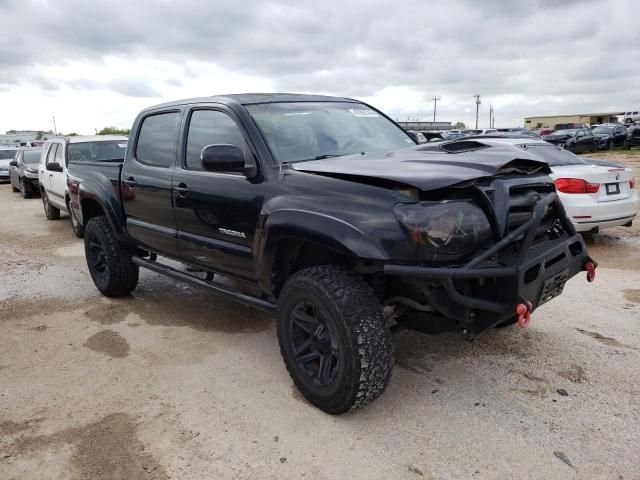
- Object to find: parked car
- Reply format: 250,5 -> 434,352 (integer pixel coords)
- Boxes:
534,128 -> 556,137
446,135 -> 638,233
460,129 -> 496,135
68,93 -> 594,414
39,135 -> 128,237
543,129 -> 599,153
591,124 -> 628,150
554,123 -> 590,131
496,127 -> 528,133
625,125 -> 640,149
405,130 -> 427,143
0,146 -> 19,182
424,130 -> 465,142
623,111 -> 640,124
9,147 -> 42,198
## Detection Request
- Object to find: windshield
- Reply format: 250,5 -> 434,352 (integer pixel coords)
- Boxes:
68,141 -> 127,162
245,102 -> 415,163
552,130 -> 576,137
0,149 -> 17,160
23,150 -> 42,164
592,126 -> 614,134
521,144 -> 587,166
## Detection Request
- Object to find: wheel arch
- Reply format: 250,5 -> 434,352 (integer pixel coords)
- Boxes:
256,210 -> 388,297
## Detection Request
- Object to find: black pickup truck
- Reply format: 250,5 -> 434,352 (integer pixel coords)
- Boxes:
68,93 -> 596,414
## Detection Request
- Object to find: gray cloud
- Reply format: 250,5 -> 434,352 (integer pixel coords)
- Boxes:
0,0 -> 638,125
109,78 -> 161,98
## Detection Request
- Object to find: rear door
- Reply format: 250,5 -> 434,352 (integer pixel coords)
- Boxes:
172,105 -> 262,280
121,109 -> 181,256
42,143 -> 60,199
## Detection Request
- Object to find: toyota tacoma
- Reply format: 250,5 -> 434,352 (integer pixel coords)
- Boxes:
67,94 -> 596,414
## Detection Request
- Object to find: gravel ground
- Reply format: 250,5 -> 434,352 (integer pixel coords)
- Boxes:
0,153 -> 639,480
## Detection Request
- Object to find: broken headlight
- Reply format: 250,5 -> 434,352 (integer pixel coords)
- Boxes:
394,200 -> 493,256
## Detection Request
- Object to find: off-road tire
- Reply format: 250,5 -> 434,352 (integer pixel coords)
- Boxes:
67,200 -> 85,238
277,265 -> 392,414
42,191 -> 60,220
84,216 -> 138,297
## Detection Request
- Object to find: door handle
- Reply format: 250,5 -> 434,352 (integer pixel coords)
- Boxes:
174,183 -> 190,198
123,177 -> 137,188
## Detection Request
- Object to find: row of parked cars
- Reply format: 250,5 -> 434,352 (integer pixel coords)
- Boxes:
0,135 -> 128,235
0,93 -> 635,414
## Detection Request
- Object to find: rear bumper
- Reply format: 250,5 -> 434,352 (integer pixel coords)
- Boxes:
561,192 -> 639,231
384,192 -> 595,335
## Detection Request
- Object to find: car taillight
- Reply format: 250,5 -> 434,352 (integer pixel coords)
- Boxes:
554,178 -> 600,194
631,178 -> 636,189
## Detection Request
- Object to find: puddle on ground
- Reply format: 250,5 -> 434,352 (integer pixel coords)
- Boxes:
576,328 -> 637,350
7,413 -> 168,480
83,329 -> 130,358
623,289 -> 640,304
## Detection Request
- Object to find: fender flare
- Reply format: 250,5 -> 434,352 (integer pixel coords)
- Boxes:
78,182 -> 129,243
256,209 -> 388,295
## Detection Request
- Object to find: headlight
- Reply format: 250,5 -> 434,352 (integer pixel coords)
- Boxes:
394,200 -> 493,258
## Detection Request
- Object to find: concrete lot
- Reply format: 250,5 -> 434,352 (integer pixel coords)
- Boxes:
1,153 -> 639,480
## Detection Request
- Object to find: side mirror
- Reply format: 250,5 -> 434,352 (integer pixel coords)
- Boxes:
46,162 -> 63,172
9,160 -> 17,167
201,144 -> 245,172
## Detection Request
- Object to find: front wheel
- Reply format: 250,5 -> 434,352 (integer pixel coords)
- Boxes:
21,179 -> 32,198
277,266 -> 393,414
84,216 -> 139,297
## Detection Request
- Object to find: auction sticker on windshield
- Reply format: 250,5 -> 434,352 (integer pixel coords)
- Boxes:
350,109 -> 380,117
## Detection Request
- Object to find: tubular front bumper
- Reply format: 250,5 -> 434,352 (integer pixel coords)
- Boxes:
384,192 -> 596,334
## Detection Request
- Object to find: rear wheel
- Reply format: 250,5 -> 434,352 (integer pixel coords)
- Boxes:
42,191 -> 60,219
84,216 -> 138,297
277,266 -> 393,414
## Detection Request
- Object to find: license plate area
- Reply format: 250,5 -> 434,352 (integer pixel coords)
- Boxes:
539,270 -> 569,305
605,183 -> 620,195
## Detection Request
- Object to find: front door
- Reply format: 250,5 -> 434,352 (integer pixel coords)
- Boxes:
121,110 -> 182,257
49,141 -> 68,210
173,106 -> 262,280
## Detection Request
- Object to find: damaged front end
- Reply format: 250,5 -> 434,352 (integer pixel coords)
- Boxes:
383,163 -> 596,337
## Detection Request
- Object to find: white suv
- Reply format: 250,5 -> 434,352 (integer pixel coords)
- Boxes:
39,135 -> 128,236
623,111 -> 640,124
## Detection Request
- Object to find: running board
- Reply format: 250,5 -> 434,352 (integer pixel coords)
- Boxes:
131,256 -> 276,313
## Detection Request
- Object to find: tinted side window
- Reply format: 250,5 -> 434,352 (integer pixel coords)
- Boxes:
185,110 -> 248,170
136,112 -> 180,167
55,143 -> 64,165
46,144 -> 58,164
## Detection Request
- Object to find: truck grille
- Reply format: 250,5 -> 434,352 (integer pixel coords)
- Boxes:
507,185 -> 556,235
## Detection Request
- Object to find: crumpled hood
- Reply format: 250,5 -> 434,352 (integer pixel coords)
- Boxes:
291,145 -> 551,191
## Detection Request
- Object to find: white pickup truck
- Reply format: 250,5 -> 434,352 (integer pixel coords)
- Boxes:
39,135 -> 128,236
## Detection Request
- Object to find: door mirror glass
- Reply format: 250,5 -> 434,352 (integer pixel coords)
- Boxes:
9,160 -> 17,167
201,144 -> 245,172
46,162 -> 63,172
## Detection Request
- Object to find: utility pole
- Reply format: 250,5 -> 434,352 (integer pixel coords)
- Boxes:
52,115 -> 58,135
432,96 -> 440,122
489,105 -> 494,129
473,94 -> 481,129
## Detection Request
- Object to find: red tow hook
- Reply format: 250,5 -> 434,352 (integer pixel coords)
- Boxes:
584,261 -> 597,283
516,301 -> 533,329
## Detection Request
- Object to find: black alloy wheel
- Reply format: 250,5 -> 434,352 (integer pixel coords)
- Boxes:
88,235 -> 109,282
289,300 -> 339,386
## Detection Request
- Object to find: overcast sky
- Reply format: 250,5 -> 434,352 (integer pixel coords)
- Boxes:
1,0 -> 638,134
